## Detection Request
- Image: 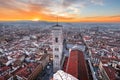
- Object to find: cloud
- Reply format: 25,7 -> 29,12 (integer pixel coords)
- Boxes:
90,0 -> 104,5
0,0 -> 28,11
39,0 -> 104,18
0,0 -> 105,20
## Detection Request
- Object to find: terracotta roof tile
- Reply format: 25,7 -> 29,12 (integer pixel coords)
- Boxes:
66,50 -> 89,80
103,66 -> 116,80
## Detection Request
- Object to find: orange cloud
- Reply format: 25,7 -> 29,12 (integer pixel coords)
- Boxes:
0,6 -> 120,22
0,0 -> 120,22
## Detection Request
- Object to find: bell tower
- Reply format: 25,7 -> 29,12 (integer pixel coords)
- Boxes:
52,24 -> 63,72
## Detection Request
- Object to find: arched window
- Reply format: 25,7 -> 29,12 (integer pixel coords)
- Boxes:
55,37 -> 58,43
55,48 -> 59,51
55,55 -> 59,58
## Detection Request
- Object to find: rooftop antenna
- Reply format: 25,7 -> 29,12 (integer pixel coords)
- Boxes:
56,14 -> 59,26
54,0 -> 63,27
56,1 -> 59,26
56,0 -> 61,26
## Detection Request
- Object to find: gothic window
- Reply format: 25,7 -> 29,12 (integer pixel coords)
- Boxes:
55,48 -> 59,51
55,37 -> 58,43
55,55 -> 59,58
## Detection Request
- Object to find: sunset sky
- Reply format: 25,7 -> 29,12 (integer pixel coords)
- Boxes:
0,0 -> 120,22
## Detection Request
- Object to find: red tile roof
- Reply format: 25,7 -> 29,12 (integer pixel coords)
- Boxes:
16,67 -> 30,78
0,66 -> 10,72
66,50 -> 89,80
15,63 -> 38,78
0,76 -> 4,80
62,57 -> 68,72
0,74 -> 11,80
103,66 -> 116,80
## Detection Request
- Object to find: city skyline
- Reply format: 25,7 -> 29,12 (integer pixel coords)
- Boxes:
0,0 -> 120,22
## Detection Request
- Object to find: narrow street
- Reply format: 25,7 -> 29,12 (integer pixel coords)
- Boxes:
36,61 -> 53,80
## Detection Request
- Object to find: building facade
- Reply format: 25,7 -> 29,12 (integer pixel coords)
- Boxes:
52,24 -> 63,72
